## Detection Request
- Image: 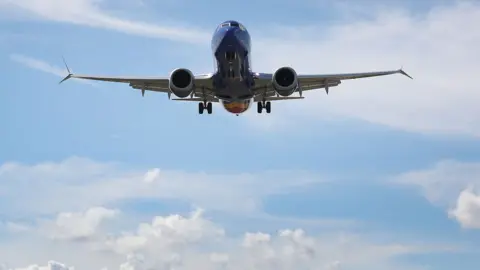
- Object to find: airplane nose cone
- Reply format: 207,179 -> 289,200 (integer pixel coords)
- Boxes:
220,27 -> 239,43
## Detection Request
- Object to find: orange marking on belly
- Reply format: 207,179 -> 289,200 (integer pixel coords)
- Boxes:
223,101 -> 248,114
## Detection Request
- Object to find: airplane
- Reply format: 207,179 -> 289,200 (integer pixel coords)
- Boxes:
60,20 -> 412,116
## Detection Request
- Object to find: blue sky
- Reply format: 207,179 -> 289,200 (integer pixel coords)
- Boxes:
1,0 -> 480,269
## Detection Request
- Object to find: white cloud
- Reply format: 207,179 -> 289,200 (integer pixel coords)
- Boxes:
448,188 -> 480,229
143,168 -> 160,183
245,1 -> 480,137
394,160 -> 480,228
6,1 -> 480,137
0,157 -> 326,217
43,207 -> 119,241
0,157 -> 464,269
1,0 -> 209,44
102,208 -> 224,256
0,222 -> 31,233
9,54 -> 96,86
3,261 -> 74,270
9,54 -> 65,77
394,160 -> 480,205
0,209 -> 454,270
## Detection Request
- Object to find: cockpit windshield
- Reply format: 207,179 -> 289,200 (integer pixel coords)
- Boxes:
217,21 -> 246,31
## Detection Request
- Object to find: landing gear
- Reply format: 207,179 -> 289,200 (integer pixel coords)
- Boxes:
207,102 -> 212,114
257,101 -> 271,114
198,102 -> 212,115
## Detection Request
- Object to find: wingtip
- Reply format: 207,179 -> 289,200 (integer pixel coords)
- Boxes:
398,68 -> 413,79
62,56 -> 71,74
59,74 -> 72,84
59,56 -> 73,84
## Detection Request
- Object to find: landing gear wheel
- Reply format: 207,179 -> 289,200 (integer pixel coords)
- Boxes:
257,102 -> 263,114
198,102 -> 204,114
265,101 -> 271,114
207,102 -> 212,114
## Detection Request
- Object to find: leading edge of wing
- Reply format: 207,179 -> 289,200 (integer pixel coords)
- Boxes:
298,68 -> 413,81
58,58 -> 168,84
60,73 -> 169,84
59,66 -> 170,84
58,57 -> 214,84
254,68 -> 413,82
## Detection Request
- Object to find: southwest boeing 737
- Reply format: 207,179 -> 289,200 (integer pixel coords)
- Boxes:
60,20 -> 412,115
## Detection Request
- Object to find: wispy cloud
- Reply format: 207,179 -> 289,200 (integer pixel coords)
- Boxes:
0,157 -> 326,217
9,53 -> 96,86
6,1 -> 480,138
2,0 -> 210,44
247,2 -> 480,137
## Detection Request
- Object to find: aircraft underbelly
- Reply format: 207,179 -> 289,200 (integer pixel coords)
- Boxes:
216,80 -> 250,97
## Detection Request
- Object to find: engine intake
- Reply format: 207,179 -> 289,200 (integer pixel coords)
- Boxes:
272,67 -> 298,97
169,68 -> 194,98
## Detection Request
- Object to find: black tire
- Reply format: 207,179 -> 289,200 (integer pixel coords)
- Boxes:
257,102 -> 263,113
207,102 -> 212,114
265,102 -> 271,113
198,102 -> 204,114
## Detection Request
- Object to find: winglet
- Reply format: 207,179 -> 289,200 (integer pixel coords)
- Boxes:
398,67 -> 413,79
59,56 -> 73,84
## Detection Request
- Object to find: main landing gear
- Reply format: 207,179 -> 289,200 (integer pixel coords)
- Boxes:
199,102 -> 212,114
257,101 -> 271,114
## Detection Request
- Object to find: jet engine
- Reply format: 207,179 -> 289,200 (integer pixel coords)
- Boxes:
169,68 -> 194,98
272,67 -> 299,97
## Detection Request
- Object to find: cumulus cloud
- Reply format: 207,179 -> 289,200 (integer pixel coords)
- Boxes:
0,156 -> 459,268
448,188 -> 480,229
102,208 -> 224,256
394,160 -> 480,228
0,209 -> 452,270
42,207 -> 119,241
3,261 -> 74,270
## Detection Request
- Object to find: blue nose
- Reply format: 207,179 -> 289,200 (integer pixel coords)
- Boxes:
220,27 -> 239,44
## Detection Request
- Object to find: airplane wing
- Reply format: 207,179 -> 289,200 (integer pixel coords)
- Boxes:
252,68 -> 412,101
59,65 -> 217,102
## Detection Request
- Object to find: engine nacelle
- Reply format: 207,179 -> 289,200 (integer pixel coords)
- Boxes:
169,68 -> 194,98
272,67 -> 299,97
